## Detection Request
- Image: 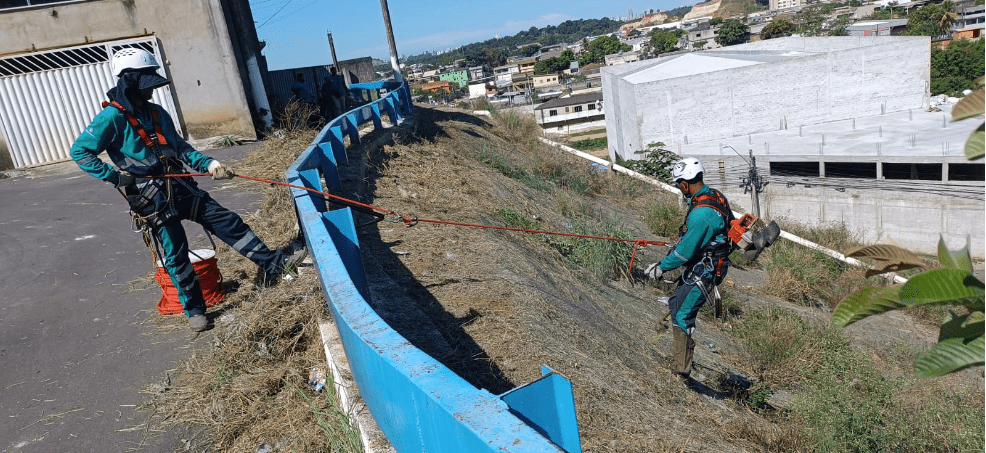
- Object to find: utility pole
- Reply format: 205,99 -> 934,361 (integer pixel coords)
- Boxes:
379,0 -> 404,84
327,32 -> 339,70
724,145 -> 768,218
745,148 -> 768,218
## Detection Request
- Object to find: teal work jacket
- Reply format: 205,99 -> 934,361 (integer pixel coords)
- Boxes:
658,185 -> 729,272
70,104 -> 214,184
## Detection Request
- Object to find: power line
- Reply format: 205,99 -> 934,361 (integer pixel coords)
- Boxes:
260,0 -> 322,27
256,0 -> 296,29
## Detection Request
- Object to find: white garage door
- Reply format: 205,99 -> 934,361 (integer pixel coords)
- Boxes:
0,37 -> 181,169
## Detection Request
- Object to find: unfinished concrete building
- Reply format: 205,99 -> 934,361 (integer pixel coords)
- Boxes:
602,36 -> 984,257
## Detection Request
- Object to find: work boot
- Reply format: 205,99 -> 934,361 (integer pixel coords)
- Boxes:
188,314 -> 208,332
672,327 -> 695,376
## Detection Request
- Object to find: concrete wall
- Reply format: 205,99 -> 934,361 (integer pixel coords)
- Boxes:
752,182 -> 985,258
603,37 -> 931,161
335,57 -> 376,87
700,156 -> 985,258
267,58 -> 376,112
0,0 -> 257,140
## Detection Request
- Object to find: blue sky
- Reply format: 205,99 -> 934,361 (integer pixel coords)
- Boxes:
251,0 -> 690,70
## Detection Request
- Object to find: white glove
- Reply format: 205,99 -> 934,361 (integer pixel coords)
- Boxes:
208,160 -> 235,180
644,262 -> 663,280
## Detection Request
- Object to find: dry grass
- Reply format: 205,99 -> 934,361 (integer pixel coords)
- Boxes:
131,104 -> 983,453
757,220 -> 877,308
134,118 -> 362,452
352,106 -> 807,452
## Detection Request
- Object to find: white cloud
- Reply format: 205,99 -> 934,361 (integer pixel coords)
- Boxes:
502,12 -> 577,34
397,27 -> 502,54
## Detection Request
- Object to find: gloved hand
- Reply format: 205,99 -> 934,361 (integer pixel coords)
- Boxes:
114,170 -> 135,189
208,160 -> 235,180
644,262 -> 663,280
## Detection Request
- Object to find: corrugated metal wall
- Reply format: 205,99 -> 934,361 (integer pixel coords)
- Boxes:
0,37 -> 180,169
266,58 -> 378,114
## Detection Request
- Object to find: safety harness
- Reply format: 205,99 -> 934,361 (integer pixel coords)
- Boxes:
103,101 -> 208,266
678,187 -> 735,319
102,100 -> 169,148
680,187 -> 735,278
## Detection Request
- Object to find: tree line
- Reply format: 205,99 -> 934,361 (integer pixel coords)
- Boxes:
404,18 -> 627,69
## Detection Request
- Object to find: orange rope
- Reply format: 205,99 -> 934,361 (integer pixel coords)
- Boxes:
159,173 -> 669,275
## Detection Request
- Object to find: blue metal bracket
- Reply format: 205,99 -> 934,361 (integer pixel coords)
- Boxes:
500,366 -> 582,453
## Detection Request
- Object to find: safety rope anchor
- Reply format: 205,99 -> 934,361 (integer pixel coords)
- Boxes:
393,213 -> 417,227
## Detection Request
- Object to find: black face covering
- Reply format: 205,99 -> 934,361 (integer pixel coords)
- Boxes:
106,69 -> 170,112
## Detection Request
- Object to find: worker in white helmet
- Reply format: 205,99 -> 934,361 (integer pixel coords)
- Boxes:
70,48 -> 301,332
644,157 -> 735,383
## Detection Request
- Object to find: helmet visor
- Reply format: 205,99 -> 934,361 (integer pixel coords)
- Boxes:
134,68 -> 170,91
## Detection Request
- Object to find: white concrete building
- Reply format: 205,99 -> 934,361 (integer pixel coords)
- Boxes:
604,51 -> 641,66
534,92 -> 604,130
770,0 -> 804,11
601,37 -> 984,256
468,82 -> 495,99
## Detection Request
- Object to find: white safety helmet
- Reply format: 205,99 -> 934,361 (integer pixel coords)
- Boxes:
671,157 -> 705,183
111,48 -> 159,77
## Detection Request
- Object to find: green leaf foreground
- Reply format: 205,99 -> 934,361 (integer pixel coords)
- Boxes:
939,310 -> 986,342
899,269 -> 985,310
937,235 -> 973,273
964,123 -> 984,161
950,86 -> 984,121
832,286 -> 905,327
914,335 -> 985,378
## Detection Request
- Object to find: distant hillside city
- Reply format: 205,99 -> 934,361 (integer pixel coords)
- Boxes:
391,0 -> 982,110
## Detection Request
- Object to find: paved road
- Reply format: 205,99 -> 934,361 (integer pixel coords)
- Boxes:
0,144 -> 261,452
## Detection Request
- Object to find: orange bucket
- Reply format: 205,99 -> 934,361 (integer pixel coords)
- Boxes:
155,249 -> 225,315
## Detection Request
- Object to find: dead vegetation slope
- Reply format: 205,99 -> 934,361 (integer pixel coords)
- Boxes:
343,107 -> 803,452
141,105 -> 982,452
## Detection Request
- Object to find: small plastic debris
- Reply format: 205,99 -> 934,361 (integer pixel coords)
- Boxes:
256,442 -> 272,453
703,340 -> 718,352
308,366 -> 327,392
657,296 -> 669,307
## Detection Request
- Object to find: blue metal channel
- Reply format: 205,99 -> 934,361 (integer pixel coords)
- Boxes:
285,81 -> 582,452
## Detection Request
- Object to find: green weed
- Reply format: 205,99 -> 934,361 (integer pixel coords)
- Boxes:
493,110 -> 526,135
469,97 -> 497,112
758,221 -> 875,307
288,379 -> 363,453
570,137 -> 607,150
617,142 -> 679,184
548,215 -> 635,281
567,128 -> 606,138
644,200 -> 684,238
211,135 -> 242,148
213,359 -> 240,391
731,307 -> 830,384
494,209 -> 540,231
472,144 -> 517,177
732,307 -> 985,452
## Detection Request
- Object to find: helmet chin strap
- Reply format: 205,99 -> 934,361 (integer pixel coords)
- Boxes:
678,181 -> 691,199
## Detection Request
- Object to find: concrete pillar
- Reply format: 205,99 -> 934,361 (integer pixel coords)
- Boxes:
820,161 -> 826,177
876,161 -> 882,180
943,162 -> 949,181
